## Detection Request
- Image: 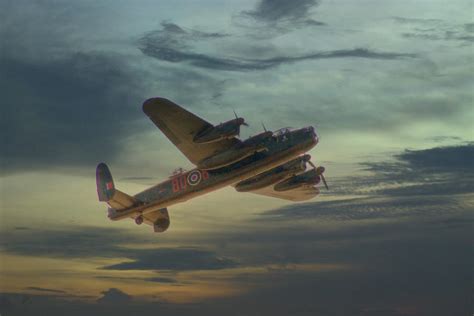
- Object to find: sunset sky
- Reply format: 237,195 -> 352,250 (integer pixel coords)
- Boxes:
1,0 -> 473,315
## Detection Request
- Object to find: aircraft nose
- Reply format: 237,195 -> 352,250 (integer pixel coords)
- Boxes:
306,126 -> 318,144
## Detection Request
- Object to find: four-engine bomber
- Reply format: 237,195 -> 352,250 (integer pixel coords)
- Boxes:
96,97 -> 327,232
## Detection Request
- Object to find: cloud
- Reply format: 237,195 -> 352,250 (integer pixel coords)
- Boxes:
1,11 -> 229,175
260,195 -> 462,222
0,53 -> 145,174
425,135 -> 462,143
394,144 -> 474,172
259,144 -> 474,224
0,226 -> 237,272
2,173 -> 472,315
96,276 -> 178,284
102,248 -> 237,271
358,144 -> 474,196
0,226 -> 137,258
0,52 -> 231,175
391,17 -> 474,43
97,288 -> 131,304
361,144 -> 474,177
211,194 -> 471,316
391,16 -> 443,24
402,31 -> 474,42
146,277 -> 178,283
139,24 -> 416,71
465,23 -> 474,32
26,287 -> 67,294
240,0 -> 324,27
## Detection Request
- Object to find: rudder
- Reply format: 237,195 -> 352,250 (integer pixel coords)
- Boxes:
96,162 -> 115,202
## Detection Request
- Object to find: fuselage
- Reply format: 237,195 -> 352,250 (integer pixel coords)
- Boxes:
109,126 -> 318,220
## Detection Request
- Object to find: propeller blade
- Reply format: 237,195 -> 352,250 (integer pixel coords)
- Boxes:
308,160 -> 328,190
261,122 -> 267,132
233,109 -> 249,127
320,173 -> 329,190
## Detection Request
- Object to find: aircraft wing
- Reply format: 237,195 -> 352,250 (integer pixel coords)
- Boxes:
143,97 -> 241,165
248,185 -> 320,202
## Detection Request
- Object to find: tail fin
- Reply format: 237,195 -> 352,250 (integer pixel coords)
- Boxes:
96,163 -> 115,202
96,163 -> 139,212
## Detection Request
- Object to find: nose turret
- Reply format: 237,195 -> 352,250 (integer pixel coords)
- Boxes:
305,126 -> 318,145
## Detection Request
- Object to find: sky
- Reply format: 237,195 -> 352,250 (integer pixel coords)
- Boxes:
0,0 -> 473,315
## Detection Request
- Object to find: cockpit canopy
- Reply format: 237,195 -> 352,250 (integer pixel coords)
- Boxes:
273,127 -> 295,136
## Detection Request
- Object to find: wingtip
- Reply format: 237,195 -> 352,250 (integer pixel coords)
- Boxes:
142,97 -> 172,114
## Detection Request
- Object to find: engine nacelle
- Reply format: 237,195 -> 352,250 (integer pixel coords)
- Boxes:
193,118 -> 245,144
235,154 -> 310,192
153,217 -> 170,233
153,208 -> 170,233
274,169 -> 320,192
197,143 -> 267,170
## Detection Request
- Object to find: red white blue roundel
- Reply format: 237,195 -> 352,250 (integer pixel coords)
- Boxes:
187,170 -> 202,186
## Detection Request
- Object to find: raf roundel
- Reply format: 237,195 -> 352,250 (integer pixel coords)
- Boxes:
187,170 -> 202,186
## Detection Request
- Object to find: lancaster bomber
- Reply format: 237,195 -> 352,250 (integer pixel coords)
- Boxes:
96,98 -> 327,232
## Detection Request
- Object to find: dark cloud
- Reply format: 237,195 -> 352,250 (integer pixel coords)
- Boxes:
0,291 -> 169,316
309,144 -> 474,197
362,144 -> 474,177
0,226 -> 137,258
358,144 -> 474,196
392,17 -> 474,43
26,287 -> 67,294
14,226 -> 30,230
158,21 -> 229,39
0,53 -> 145,174
0,51 -> 232,174
426,135 -> 462,143
139,20 -> 416,72
97,288 -> 131,304
2,206 -> 472,315
394,144 -> 474,172
138,22 -> 228,59
465,23 -> 474,32
260,195 -> 463,222
259,145 -> 474,226
102,248 -> 237,271
0,226 -> 237,272
240,0 -> 324,27
147,277 -> 178,283
96,276 -> 178,284
0,295 -> 14,312
140,29 -> 416,71
391,16 -> 443,24
402,30 -> 474,42
2,184 -> 472,315
1,13 -> 230,174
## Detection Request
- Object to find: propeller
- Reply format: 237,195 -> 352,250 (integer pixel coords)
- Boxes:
233,109 -> 249,127
261,122 -> 268,132
308,160 -> 329,190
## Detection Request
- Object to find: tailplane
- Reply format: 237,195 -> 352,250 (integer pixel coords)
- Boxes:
96,163 -> 137,210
